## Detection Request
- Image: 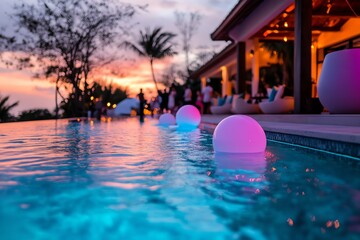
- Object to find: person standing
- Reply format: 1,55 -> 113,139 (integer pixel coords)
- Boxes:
137,88 -> 145,122
160,89 -> 168,113
168,87 -> 177,114
195,90 -> 203,114
183,84 -> 192,105
202,82 -> 213,114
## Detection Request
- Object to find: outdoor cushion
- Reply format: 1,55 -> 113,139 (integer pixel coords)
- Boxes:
268,87 -> 277,102
275,85 -> 285,100
217,96 -> 226,106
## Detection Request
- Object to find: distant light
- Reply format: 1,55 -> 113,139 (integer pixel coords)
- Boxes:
112,104 -> 117,108
284,21 -> 288,28
90,96 -> 94,101
283,36 -> 288,42
282,13 -> 288,18
107,102 -> 111,107
311,44 -> 315,49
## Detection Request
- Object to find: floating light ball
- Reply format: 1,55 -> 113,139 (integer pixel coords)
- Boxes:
158,113 -> 176,126
213,115 -> 266,153
176,105 -> 201,128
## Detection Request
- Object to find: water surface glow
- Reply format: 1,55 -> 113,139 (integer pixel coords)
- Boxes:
0,118 -> 359,240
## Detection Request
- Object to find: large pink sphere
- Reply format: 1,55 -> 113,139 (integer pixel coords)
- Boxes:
158,113 -> 176,125
318,49 -> 360,113
176,105 -> 201,128
213,115 -> 266,153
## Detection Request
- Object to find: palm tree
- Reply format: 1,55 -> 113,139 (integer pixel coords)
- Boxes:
123,27 -> 177,92
261,41 -> 294,93
0,94 -> 19,122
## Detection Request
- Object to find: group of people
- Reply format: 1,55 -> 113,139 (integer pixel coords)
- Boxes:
137,82 -> 214,120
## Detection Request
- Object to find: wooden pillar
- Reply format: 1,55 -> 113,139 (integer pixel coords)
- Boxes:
252,38 -> 260,97
221,66 -> 229,96
236,41 -> 246,94
201,77 -> 207,89
294,0 -> 312,113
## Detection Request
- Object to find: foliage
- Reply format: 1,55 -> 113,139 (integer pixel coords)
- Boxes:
5,0 -> 139,117
261,41 -> 294,93
174,11 -> 201,72
60,81 -> 128,118
122,27 -> 177,92
0,94 -> 19,122
18,108 -> 54,121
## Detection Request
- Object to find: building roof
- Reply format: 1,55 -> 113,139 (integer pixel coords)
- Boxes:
211,0 -> 263,41
190,43 -> 236,79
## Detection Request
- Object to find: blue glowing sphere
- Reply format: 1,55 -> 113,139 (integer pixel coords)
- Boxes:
158,113 -> 176,125
176,105 -> 201,128
213,115 -> 266,153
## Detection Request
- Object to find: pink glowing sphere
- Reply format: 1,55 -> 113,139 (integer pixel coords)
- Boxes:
158,113 -> 176,125
213,115 -> 266,153
176,105 -> 201,128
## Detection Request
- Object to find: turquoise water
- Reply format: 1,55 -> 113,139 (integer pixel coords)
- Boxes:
0,118 -> 359,240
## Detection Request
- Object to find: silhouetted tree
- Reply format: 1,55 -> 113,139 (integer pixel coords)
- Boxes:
0,94 -> 19,122
5,0 -> 139,117
261,41 -> 294,94
18,108 -> 54,121
174,11 -> 201,73
60,81 -> 128,118
122,27 -> 177,92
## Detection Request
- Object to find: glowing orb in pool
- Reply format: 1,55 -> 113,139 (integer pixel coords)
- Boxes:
213,115 -> 266,153
176,105 -> 201,128
158,113 -> 176,125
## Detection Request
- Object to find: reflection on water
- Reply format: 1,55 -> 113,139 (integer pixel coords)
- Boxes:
0,118 -> 359,239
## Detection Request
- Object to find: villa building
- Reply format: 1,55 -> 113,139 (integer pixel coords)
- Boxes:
191,0 -> 360,113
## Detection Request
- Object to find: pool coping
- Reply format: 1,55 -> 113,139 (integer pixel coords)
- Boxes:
199,117 -> 360,160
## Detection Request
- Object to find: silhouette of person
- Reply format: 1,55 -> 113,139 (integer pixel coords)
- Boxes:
94,97 -> 103,120
202,82 -> 213,114
160,88 -> 169,113
137,88 -> 145,122
183,84 -> 192,105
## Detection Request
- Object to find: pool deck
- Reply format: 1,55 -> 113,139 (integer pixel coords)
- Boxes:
200,114 -> 360,159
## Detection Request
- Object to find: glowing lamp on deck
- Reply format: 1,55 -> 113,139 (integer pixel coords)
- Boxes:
175,105 -> 201,128
158,113 -> 176,126
213,115 -> 266,153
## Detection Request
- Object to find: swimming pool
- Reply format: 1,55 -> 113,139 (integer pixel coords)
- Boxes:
0,118 -> 359,240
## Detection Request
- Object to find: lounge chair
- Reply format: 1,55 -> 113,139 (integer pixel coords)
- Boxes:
259,96 -> 294,114
210,95 -> 232,114
231,96 -> 261,114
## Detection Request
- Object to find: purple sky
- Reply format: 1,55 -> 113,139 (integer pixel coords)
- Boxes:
0,0 -> 237,115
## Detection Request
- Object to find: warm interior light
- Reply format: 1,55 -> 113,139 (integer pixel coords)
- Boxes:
282,13 -> 288,18
283,36 -> 288,42
326,0 -> 332,14
311,44 -> 315,49
249,49 -> 254,57
284,21 -> 288,28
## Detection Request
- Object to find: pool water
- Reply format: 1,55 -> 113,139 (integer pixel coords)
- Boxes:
0,118 -> 359,240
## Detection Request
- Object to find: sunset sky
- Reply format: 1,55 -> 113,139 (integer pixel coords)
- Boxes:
0,0 -> 237,115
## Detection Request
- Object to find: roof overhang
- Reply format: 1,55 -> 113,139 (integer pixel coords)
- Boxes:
211,0 -> 264,41
190,43 -> 237,79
